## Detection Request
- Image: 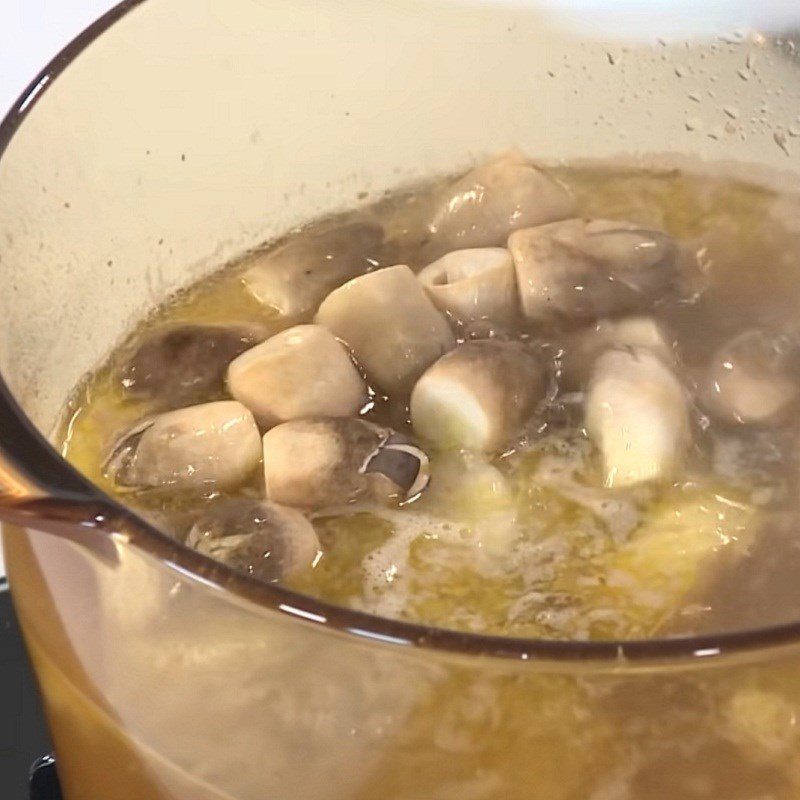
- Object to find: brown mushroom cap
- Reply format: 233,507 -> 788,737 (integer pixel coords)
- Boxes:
241,221 -> 384,318
410,340 -> 545,452
262,418 -> 429,509
106,400 -> 261,491
509,218 -> 677,323
315,265 -> 455,394
186,499 -> 320,583
427,151 -> 575,252
227,324 -> 367,427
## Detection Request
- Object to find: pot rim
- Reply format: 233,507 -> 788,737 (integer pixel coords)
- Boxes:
3,0 -> 800,666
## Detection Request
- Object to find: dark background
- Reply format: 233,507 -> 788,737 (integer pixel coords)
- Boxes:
0,580 -> 52,800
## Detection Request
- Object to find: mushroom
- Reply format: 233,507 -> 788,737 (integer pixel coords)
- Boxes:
227,324 -> 367,427
410,340 -> 545,451
585,347 -> 690,488
315,265 -> 455,394
560,316 -> 674,389
186,499 -> 320,583
262,418 -> 430,509
509,218 -> 677,322
106,400 -> 261,490
119,324 -> 264,408
427,151 -> 575,252
417,247 -> 518,325
701,329 -> 800,426
241,221 -> 384,318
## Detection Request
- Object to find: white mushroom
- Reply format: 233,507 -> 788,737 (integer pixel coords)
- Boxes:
263,418 -> 430,509
427,151 -> 575,251
186,499 -> 320,583
417,247 -> 518,325
410,341 -> 545,451
120,324 -> 264,409
315,265 -> 455,393
701,330 -> 800,426
241,221 -> 384,318
106,401 -> 261,490
509,219 -> 677,322
561,316 -> 674,389
585,347 -> 690,488
227,324 -> 367,427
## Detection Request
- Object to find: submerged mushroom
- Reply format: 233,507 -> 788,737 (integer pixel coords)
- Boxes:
585,347 -> 690,488
186,499 -> 320,583
241,221 -> 384,318
410,340 -> 545,451
560,316 -> 674,389
509,218 -> 677,322
120,324 -> 264,408
417,247 -> 518,325
427,151 -> 575,252
227,324 -> 367,427
106,400 -> 261,490
315,265 -> 455,393
262,418 -> 430,509
701,329 -> 800,426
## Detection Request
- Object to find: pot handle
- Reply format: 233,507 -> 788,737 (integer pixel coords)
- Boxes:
0,382 -> 113,539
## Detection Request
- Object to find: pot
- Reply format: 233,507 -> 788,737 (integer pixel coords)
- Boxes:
1,2 -> 800,798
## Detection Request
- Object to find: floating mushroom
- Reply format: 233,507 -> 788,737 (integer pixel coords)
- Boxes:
410,340 -> 545,451
315,265 -> 455,393
106,400 -> 261,490
585,347 -> 690,488
560,316 -> 674,389
120,324 -> 264,408
262,418 -> 429,509
186,499 -> 320,583
227,324 -> 367,427
701,329 -> 800,426
427,151 -> 575,252
241,221 -> 384,318
417,247 -> 518,325
509,218 -> 677,322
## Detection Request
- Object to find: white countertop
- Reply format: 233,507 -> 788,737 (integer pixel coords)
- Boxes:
0,0 -> 117,579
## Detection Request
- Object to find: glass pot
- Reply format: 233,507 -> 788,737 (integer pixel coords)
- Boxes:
1,2 -> 800,798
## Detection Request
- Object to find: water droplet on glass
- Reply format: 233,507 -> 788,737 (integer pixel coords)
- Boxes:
707,125 -> 724,140
674,65 -> 687,77
774,131 -> 791,156
737,69 -> 750,81
723,106 -> 739,119
688,93 -> 701,103
685,117 -> 703,132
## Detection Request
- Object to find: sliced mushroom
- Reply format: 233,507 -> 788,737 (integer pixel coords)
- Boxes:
262,418 -> 430,509
561,316 -> 674,389
120,324 -> 264,408
585,347 -> 690,488
417,247 -> 518,325
241,221 -> 384,318
186,499 -> 320,583
509,218 -> 677,322
106,400 -> 261,490
315,265 -> 455,393
227,324 -> 367,427
701,330 -> 800,426
410,340 -> 545,451
427,151 -> 575,252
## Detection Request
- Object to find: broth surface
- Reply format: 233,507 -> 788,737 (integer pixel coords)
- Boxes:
60,157 -> 800,641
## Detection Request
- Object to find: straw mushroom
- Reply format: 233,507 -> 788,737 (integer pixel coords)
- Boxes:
106,401 -> 261,490
186,499 -> 320,582
242,221 -> 384,318
227,324 -> 367,427
315,265 -> 455,394
262,418 -> 430,508
120,324 -> 264,408
410,340 -> 545,451
509,219 -> 677,322
427,151 -> 575,252
701,330 -> 800,426
585,347 -> 690,488
417,247 -> 518,325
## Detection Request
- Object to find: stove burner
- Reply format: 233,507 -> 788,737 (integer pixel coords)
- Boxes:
29,755 -> 62,800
